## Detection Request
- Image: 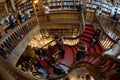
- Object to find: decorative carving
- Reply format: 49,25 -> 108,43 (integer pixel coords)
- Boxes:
103,40 -> 120,58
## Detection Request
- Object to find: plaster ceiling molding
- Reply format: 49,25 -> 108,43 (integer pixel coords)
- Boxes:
111,0 -> 120,6
0,0 -> 6,3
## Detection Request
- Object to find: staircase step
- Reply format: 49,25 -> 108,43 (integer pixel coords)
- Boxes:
82,33 -> 92,39
84,29 -> 94,35
91,57 -> 100,66
82,41 -> 91,47
85,25 -> 94,30
89,47 -> 95,53
71,46 -> 78,56
88,56 -> 96,62
101,65 -> 113,73
81,37 -> 91,43
94,43 -> 103,53
75,45 -> 79,51
105,69 -> 116,77
58,46 -> 74,67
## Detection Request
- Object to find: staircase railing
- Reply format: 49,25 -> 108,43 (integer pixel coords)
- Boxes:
81,10 -> 86,32
98,15 -> 120,35
74,53 -> 120,80
92,15 -> 117,50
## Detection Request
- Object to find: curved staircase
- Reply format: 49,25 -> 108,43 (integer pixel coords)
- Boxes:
39,25 -> 120,80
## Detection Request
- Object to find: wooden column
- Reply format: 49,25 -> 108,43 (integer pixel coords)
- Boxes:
38,0 -> 45,14
4,2 -> 9,15
0,65 -> 15,80
10,0 -> 16,11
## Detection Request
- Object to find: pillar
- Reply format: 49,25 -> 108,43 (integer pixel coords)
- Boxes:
38,0 -> 45,14
4,2 -> 9,15
10,0 -> 16,11
82,0 -> 87,10
0,65 -> 15,80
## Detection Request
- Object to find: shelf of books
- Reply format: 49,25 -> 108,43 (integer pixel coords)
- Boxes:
14,0 -> 34,15
42,0 -> 81,10
86,0 -> 116,16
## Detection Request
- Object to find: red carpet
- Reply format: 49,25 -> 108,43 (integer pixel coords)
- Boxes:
58,46 -> 74,67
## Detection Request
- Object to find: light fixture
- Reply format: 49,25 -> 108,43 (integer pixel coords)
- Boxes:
34,0 -> 39,4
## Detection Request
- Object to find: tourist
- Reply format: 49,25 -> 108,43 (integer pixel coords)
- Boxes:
52,63 -> 65,75
55,33 -> 65,58
56,37 -> 65,59
9,14 -> 18,29
112,12 -> 119,21
90,29 -> 101,47
76,3 -> 83,12
18,9 -> 25,23
75,44 -> 87,61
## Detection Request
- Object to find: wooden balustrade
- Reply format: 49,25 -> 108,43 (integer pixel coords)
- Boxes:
92,15 -> 117,50
0,17 -> 44,80
0,55 -> 44,80
114,22 -> 120,37
0,17 -> 38,59
78,53 -> 120,80
98,16 -> 117,29
38,12 -> 82,23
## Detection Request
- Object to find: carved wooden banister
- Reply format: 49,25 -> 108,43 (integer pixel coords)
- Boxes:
0,55 -> 44,80
76,53 -> 120,80
0,17 -> 44,80
0,17 -> 38,59
92,15 -> 117,50
38,12 -> 82,23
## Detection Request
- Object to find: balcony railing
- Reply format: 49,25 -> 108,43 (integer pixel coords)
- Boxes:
38,12 -> 82,23
0,17 -> 38,59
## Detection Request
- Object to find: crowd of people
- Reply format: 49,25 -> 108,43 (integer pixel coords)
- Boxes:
0,8 -> 32,33
17,34 -> 66,78
8,8 -> 31,30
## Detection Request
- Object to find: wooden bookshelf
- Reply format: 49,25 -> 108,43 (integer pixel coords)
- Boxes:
14,0 -> 34,15
86,0 -> 113,16
0,2 -> 8,20
42,0 -> 81,10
